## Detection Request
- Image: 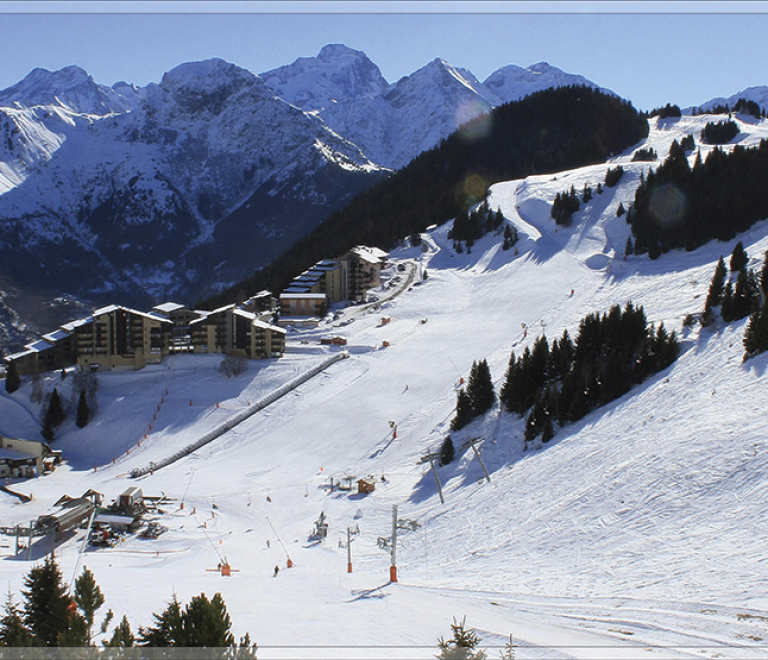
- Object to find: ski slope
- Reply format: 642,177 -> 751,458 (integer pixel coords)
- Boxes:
2,114 -> 768,657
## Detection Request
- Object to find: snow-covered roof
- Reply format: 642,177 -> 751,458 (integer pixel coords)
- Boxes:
4,348 -> 34,362
280,293 -> 327,300
188,304 -> 236,326
60,316 -> 94,332
233,308 -> 256,321
152,302 -> 185,314
25,339 -> 56,353
95,514 -> 136,526
294,274 -> 321,283
252,319 -> 287,334
0,447 -> 36,462
351,246 -> 388,264
92,304 -> 172,324
312,260 -> 341,272
233,308 -> 287,333
42,329 -> 71,343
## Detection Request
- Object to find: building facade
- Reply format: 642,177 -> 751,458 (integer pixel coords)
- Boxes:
4,299 -> 285,375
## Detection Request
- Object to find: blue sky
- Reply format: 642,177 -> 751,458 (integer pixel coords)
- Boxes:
1,2 -> 768,111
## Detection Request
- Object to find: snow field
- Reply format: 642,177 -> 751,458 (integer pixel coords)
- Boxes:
1,115 -> 768,656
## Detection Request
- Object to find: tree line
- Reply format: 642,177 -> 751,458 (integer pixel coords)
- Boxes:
628,138 -> 768,258
0,557 -> 257,656
700,241 -> 768,361
448,302 -> 679,446
449,200 -> 518,253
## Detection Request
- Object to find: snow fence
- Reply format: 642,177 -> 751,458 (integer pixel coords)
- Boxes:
129,351 -> 350,478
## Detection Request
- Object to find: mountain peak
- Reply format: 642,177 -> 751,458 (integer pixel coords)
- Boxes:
0,65 -> 131,114
259,44 -> 388,113
528,61 -> 554,74
483,61 -> 612,104
317,43 -> 365,61
160,58 -> 261,115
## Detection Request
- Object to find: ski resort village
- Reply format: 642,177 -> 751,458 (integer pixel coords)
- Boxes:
3,45 -> 768,657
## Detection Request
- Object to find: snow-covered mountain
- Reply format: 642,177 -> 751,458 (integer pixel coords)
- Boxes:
259,43 -> 389,112
1,113 -> 768,654
483,60 -> 615,104
261,46 -> 612,170
0,65 -> 142,115
0,57 -> 384,343
696,85 -> 768,113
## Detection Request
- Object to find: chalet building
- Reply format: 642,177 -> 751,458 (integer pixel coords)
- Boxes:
240,291 -> 278,316
72,305 -> 173,371
0,435 -> 62,479
232,309 -> 286,359
189,304 -> 235,354
342,246 -> 388,302
281,246 -> 388,307
151,302 -> 204,353
278,293 -> 327,327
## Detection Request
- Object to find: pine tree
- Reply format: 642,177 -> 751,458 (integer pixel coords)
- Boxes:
721,280 -> 735,322
502,224 -> 518,251
703,256 -> 727,321
182,592 -> 235,648
500,351 -> 521,414
616,202 -> 626,217
436,616 -> 487,660
76,388 -> 90,429
467,359 -> 495,417
56,612 -> 88,647
74,567 -> 105,644
138,592 -> 238,648
21,557 -> 73,646
137,594 -> 184,647
759,249 -> 768,301
41,389 -> 66,443
731,266 -> 758,321
541,410 -> 555,443
730,241 -> 748,273
0,589 -> 35,647
439,436 -> 455,466
104,615 -> 134,648
46,389 -> 65,426
744,303 -> 768,358
451,389 -> 474,431
499,634 -> 517,660
4,360 -> 20,394
41,419 -> 55,444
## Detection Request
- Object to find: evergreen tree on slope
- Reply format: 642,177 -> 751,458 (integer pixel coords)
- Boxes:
0,589 -> 35,647
21,557 -> 72,646
467,359 -> 495,417
703,256 -> 727,324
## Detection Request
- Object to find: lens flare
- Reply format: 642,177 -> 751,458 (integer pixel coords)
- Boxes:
456,100 -> 492,142
458,173 -> 487,206
648,183 -> 687,225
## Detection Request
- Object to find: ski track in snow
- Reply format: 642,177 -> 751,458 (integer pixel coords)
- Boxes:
2,115 -> 768,656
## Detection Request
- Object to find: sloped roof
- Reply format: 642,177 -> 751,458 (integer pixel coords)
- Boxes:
152,302 -> 185,314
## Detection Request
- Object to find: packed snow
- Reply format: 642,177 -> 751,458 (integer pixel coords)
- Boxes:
2,115 -> 768,657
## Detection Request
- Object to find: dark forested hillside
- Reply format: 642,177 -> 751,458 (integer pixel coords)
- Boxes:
630,139 -> 768,258
205,86 -> 648,306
